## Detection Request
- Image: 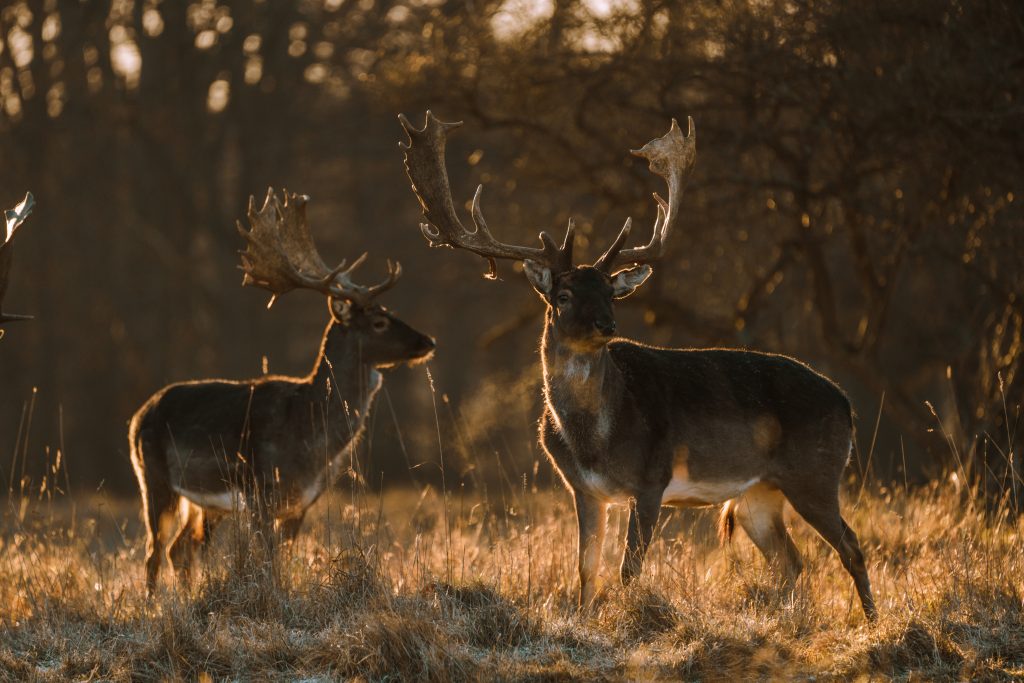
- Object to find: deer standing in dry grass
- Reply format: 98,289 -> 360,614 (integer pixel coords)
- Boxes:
399,112 -> 876,620
0,192 -> 35,326
129,189 -> 435,593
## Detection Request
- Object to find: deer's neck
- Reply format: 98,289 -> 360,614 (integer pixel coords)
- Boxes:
309,322 -> 383,435
540,311 -> 621,451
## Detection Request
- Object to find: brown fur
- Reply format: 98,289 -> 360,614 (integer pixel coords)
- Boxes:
528,266 -> 875,620
130,305 -> 434,593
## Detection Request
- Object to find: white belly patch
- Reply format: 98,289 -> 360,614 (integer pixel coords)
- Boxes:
661,476 -> 760,507
174,486 -> 246,512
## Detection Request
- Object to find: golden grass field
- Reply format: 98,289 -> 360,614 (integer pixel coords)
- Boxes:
0,471 -> 1022,682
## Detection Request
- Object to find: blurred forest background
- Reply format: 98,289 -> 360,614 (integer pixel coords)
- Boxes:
0,0 -> 1021,502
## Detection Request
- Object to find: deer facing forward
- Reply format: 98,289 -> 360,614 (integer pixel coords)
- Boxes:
399,112 -> 876,620
129,189 -> 435,593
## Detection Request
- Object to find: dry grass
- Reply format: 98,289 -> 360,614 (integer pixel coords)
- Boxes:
0,476 -> 1021,682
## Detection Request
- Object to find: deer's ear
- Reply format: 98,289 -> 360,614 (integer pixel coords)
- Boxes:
523,259 -> 553,297
329,297 -> 353,323
611,264 -> 652,299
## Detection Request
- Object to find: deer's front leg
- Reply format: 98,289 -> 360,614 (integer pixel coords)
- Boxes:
574,490 -> 608,609
277,511 -> 307,543
621,491 -> 662,584
249,485 -> 280,562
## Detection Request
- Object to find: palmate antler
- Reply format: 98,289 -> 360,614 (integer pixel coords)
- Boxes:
398,111 -> 696,277
593,117 -> 696,273
398,112 -> 575,278
237,188 -> 400,308
0,192 -> 36,324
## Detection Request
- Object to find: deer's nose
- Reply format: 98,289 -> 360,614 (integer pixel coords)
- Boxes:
595,318 -> 616,336
418,336 -> 437,353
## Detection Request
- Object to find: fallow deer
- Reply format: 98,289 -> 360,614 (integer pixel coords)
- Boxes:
129,188 -> 435,593
0,192 -> 36,326
399,112 -> 876,620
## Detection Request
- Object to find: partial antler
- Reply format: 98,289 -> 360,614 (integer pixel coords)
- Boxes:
399,111 -> 575,278
593,117 -> 696,272
0,192 -> 36,324
237,188 -> 400,308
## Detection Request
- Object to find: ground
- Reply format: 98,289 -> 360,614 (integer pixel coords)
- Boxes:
0,479 -> 1022,681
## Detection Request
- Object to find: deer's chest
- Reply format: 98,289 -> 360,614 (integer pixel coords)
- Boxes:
544,365 -> 613,457
540,410 -> 631,504
173,371 -> 382,516
543,366 -> 633,503
286,370 -> 381,505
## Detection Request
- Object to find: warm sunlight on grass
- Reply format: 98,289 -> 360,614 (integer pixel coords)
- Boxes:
1,479 -> 1021,680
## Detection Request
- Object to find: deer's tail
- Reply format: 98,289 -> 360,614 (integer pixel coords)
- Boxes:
718,500 -> 736,545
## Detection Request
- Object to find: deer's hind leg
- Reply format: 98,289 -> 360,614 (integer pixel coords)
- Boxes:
141,484 -> 178,595
130,424 -> 179,595
729,482 -> 803,591
783,486 -> 876,620
169,499 -> 209,585
777,431 -> 876,620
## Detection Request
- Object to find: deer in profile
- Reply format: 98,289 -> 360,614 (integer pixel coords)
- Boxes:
0,192 -> 36,327
399,112 -> 876,620
129,188 -> 435,593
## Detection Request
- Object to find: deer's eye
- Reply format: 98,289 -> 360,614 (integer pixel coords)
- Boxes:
556,292 -> 571,306
372,318 -> 390,332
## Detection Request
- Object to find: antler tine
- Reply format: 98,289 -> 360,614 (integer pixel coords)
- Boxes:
0,192 -> 36,324
593,217 -> 632,273
538,218 -> 576,274
340,251 -> 368,278
330,256 -> 402,306
399,111 -> 574,277
361,259 -> 403,300
330,251 -> 368,303
604,116 -> 697,269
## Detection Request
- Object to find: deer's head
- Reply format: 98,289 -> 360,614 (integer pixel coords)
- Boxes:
399,112 -> 695,349
326,299 -> 435,367
522,263 -> 649,349
0,193 -> 35,326
237,188 -> 435,368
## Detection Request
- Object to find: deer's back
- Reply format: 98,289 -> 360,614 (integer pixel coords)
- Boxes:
594,342 -> 854,495
609,342 -> 852,432
131,376 -> 315,491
